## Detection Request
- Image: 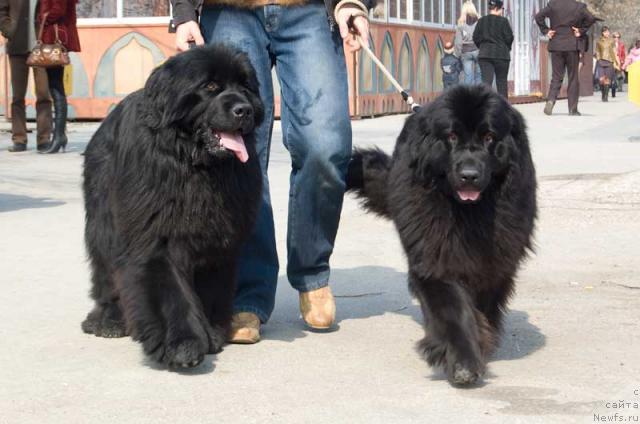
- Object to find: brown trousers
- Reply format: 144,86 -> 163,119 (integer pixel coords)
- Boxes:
547,51 -> 580,113
9,54 -> 52,145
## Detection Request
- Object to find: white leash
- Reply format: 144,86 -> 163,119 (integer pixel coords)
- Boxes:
353,32 -> 421,113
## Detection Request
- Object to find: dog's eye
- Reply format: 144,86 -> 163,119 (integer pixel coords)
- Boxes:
483,133 -> 495,145
205,82 -> 219,91
447,133 -> 458,143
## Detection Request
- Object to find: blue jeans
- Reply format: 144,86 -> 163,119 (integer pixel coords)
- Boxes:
460,50 -> 482,85
200,3 -> 352,323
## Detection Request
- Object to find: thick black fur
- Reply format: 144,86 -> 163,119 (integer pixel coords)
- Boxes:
347,85 -> 537,386
81,44 -> 264,369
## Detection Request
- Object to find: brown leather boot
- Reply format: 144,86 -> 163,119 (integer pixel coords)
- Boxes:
228,312 -> 260,344
299,286 -> 336,329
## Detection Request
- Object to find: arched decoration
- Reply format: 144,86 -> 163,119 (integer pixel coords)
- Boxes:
416,37 -> 432,93
68,52 -> 90,98
94,32 -> 166,98
114,38 -> 156,95
397,34 -> 413,90
378,32 -> 396,93
359,34 -> 377,94
432,38 -> 444,92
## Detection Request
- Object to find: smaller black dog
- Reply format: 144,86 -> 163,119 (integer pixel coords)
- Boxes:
347,85 -> 537,386
81,44 -> 264,369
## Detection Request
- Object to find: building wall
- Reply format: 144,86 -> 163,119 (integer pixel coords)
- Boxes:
1,1 -> 565,120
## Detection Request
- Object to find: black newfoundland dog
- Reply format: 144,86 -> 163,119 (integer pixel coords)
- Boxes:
81,44 -> 264,369
347,85 -> 537,386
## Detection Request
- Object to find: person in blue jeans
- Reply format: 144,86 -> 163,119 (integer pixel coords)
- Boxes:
454,1 -> 482,85
170,0 -> 374,343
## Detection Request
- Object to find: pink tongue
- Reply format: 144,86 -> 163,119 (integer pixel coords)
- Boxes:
458,190 -> 481,201
217,131 -> 248,163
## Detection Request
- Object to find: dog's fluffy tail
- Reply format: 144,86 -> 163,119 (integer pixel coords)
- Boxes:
346,148 -> 391,218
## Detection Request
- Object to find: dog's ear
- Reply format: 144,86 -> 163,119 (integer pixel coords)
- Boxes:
400,112 -> 447,181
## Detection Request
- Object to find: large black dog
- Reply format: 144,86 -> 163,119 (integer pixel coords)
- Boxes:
347,85 -> 537,386
81,45 -> 264,369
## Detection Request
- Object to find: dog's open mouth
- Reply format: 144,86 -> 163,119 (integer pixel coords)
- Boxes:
456,190 -> 482,203
206,130 -> 248,163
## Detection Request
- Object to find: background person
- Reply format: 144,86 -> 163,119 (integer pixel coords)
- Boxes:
472,0 -> 512,99
594,26 -> 620,102
171,0 -> 374,343
535,0 -> 596,116
0,0 -> 52,153
441,41 -> 462,90
37,0 -> 80,154
454,0 -> 481,85
622,39 -> 640,71
613,31 -> 626,94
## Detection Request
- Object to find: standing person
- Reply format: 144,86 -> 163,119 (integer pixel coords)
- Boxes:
171,0 -> 374,343
454,0 -> 481,85
0,0 -> 51,153
612,31 -> 625,94
472,0 -> 513,99
594,26 -> 620,102
441,41 -> 462,90
37,0 -> 80,154
535,0 -> 596,116
622,39 -> 640,71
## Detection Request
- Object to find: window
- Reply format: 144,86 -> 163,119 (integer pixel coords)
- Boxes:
400,0 -> 407,19
413,0 -> 421,21
124,1 -> 169,17
77,0 -> 116,18
424,0 -> 432,22
444,0 -> 453,24
389,0 -> 398,18
386,0 -> 459,25
433,0 -> 441,23
78,0 -> 170,22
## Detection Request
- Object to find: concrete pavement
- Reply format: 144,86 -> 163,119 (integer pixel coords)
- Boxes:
1,93 -> 639,423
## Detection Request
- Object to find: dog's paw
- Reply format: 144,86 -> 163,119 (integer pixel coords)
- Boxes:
206,325 -> 226,354
82,305 -> 127,338
81,314 -> 99,334
417,336 -> 447,366
164,338 -> 208,369
447,361 -> 484,387
96,319 -> 127,338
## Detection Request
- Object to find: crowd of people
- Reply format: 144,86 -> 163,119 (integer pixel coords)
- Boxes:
440,0 -> 639,114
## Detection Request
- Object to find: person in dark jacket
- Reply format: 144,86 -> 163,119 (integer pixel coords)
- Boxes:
441,41 -> 462,89
0,0 -> 51,152
472,0 -> 513,99
535,0 -> 596,116
37,0 -> 81,154
170,0 -> 375,343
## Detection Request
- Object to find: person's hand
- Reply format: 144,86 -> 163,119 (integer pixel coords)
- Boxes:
547,29 -> 556,39
336,6 -> 369,53
175,20 -> 204,52
571,26 -> 581,38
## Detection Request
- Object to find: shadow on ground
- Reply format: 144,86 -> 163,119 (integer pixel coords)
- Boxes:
0,193 -> 65,213
264,266 -> 545,362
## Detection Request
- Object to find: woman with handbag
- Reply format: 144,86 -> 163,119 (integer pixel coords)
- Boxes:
36,0 -> 80,154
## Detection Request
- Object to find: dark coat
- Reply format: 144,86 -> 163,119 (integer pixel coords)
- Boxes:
473,14 -> 513,61
535,0 -> 596,52
0,0 -> 34,55
170,0 -> 377,27
441,53 -> 462,84
37,0 -> 80,52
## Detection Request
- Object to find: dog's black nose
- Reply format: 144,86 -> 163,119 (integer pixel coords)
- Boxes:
460,168 -> 480,183
232,103 -> 253,118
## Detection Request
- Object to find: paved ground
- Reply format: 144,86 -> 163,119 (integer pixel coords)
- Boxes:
1,93 -> 639,424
